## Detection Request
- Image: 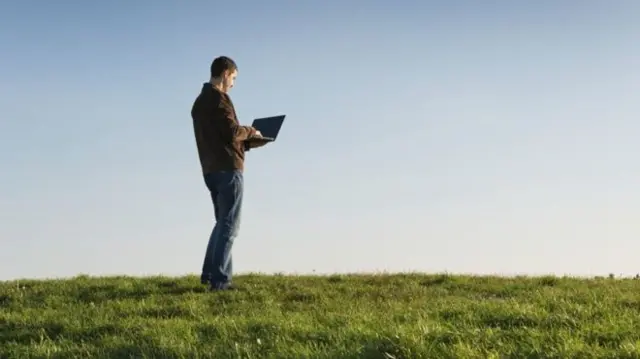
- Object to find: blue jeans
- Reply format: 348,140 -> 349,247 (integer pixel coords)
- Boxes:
201,170 -> 243,288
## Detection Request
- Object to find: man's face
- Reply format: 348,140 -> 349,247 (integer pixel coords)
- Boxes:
222,69 -> 237,92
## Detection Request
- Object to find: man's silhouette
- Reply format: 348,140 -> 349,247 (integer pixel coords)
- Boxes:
190,56 -> 265,291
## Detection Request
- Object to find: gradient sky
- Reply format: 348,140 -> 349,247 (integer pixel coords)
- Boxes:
1,1 -> 638,281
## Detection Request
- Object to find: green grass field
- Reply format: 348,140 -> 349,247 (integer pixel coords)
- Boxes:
1,273 -> 640,358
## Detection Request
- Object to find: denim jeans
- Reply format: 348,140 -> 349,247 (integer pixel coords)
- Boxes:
201,170 -> 243,288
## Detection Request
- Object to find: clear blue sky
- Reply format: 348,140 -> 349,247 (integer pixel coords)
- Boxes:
1,1 -> 638,281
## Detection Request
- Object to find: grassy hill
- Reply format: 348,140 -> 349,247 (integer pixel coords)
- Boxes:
1,273 -> 640,358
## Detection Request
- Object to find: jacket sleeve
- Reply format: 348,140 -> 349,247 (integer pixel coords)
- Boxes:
215,100 -> 256,142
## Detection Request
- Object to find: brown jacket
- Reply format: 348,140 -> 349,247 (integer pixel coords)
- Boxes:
191,83 -> 257,174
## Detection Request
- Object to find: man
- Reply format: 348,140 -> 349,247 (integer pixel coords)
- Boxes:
191,56 -> 266,291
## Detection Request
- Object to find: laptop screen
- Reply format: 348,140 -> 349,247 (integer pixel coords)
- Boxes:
251,115 -> 285,139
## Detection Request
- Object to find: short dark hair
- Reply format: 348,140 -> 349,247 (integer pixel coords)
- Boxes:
210,56 -> 237,78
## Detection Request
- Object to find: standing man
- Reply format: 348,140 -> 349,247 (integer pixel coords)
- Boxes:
191,56 -> 265,291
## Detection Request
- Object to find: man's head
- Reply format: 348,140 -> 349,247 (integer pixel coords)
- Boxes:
210,56 -> 238,93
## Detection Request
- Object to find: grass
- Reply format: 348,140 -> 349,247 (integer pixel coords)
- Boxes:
1,273 -> 640,358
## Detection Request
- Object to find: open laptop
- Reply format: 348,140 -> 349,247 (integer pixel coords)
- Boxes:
248,115 -> 286,142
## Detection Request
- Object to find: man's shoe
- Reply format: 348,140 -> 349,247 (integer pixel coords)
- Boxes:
209,282 -> 241,291
200,274 -> 211,285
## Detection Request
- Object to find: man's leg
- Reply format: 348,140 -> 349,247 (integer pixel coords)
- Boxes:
209,170 -> 243,289
201,180 -> 220,285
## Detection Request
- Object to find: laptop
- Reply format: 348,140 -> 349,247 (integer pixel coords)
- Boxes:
248,115 -> 286,142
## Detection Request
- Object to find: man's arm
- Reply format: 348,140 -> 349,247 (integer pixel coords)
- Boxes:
215,100 -> 256,142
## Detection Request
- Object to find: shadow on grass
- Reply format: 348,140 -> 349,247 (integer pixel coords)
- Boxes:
0,294 -> 11,307
73,283 -> 206,305
420,274 -> 451,287
0,321 -> 66,345
0,321 -> 141,346
25,344 -> 176,359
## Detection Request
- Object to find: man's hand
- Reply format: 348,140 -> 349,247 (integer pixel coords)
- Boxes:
249,140 -> 268,149
244,129 -> 268,150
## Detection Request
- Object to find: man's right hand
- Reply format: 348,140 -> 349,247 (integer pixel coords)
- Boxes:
245,129 -> 268,150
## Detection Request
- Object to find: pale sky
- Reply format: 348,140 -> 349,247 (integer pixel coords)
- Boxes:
0,1 -> 638,281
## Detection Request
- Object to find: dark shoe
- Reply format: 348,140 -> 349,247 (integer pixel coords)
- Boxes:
208,282 -> 241,291
200,274 -> 211,285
